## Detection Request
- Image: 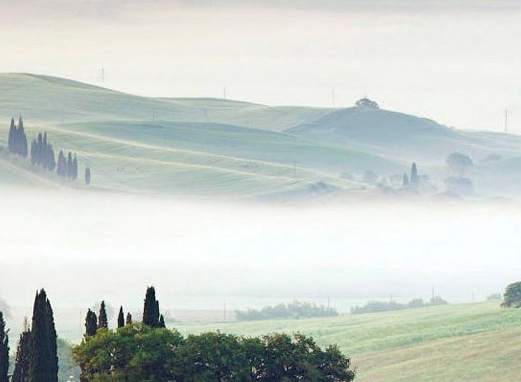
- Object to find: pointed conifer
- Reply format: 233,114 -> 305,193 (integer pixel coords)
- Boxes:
0,312 -> 8,382
143,286 -> 162,328
117,307 -> 124,328
28,289 -> 58,382
410,162 -> 418,184
12,318 -> 30,382
98,301 -> 108,330
84,309 -> 97,337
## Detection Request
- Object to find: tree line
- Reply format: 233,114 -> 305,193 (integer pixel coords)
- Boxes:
235,300 -> 338,321
6,117 -> 90,184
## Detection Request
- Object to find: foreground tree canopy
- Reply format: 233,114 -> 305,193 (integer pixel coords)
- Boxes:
74,286 -> 355,382
73,325 -> 355,382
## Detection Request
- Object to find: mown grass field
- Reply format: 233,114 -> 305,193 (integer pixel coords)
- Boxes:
173,301 -> 521,382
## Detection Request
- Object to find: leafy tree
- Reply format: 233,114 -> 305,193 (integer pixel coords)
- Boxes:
73,323 -> 183,382
28,289 -> 58,382
117,307 -> 124,329
98,301 -> 108,330
84,310 -> 97,337
0,312 -> 8,382
12,318 -> 30,382
143,287 -> 162,328
501,281 -> 521,308
446,152 -> 473,176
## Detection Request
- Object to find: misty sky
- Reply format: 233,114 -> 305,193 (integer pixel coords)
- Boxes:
1,0 -> 521,132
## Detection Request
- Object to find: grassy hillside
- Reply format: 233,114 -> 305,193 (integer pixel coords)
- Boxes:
174,301 -> 521,382
1,73 -> 521,198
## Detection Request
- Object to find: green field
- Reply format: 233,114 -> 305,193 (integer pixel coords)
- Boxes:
173,302 -> 521,382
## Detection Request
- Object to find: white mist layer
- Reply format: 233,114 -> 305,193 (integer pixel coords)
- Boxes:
1,188 -> 519,337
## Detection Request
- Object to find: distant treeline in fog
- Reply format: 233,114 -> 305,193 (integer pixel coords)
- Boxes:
235,300 -> 338,321
351,296 -> 448,315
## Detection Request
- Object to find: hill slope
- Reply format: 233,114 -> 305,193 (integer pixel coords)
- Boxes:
1,73 -> 521,198
174,301 -> 521,382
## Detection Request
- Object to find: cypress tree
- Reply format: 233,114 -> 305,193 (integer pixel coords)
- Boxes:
98,301 -> 108,330
117,307 -> 125,328
57,151 -> 66,177
125,312 -> 132,326
12,318 -> 30,382
84,309 -> 97,337
8,118 -> 15,153
72,154 -> 78,180
158,314 -> 165,328
143,286 -> 162,328
0,312 -> 8,382
410,162 -> 418,184
17,116 -> 27,158
66,152 -> 73,179
84,168 -> 91,185
28,289 -> 58,382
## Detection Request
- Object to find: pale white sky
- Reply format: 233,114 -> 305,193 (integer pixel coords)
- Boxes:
1,0 -> 521,132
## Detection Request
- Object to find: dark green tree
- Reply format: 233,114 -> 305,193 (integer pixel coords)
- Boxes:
125,312 -> 132,326
501,281 -> 521,308
0,311 -> 9,382
84,310 -> 97,337
12,318 -> 30,382
117,307 -> 124,328
97,302 -> 108,330
143,287 -> 161,328
28,288 -> 58,382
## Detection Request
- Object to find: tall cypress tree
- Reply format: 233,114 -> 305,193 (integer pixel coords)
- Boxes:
117,307 -> 125,328
12,318 -> 30,382
84,309 -> 97,337
125,312 -> 132,326
0,312 -> 9,382
98,301 -> 108,330
410,162 -> 419,184
143,286 -> 162,328
28,289 -> 58,382
8,118 -> 15,153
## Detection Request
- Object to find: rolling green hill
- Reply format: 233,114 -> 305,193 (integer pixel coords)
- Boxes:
1,73 -> 520,199
174,301 -> 521,382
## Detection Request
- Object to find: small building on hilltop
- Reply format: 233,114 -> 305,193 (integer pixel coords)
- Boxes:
355,97 -> 380,109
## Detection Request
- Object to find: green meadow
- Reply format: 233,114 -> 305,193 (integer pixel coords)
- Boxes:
174,301 -> 521,382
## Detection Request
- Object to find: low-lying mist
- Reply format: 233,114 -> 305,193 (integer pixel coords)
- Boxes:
1,188 -> 519,339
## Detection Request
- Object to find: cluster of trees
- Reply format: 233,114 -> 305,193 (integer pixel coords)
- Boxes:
0,289 -> 58,382
8,117 -> 28,157
6,118 -> 87,183
30,131 -> 78,179
235,301 -> 338,321
350,296 -> 448,315
73,287 -> 355,382
73,327 -> 355,382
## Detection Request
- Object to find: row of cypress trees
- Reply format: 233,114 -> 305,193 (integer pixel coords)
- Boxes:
8,117 -> 28,157
0,289 -> 58,382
